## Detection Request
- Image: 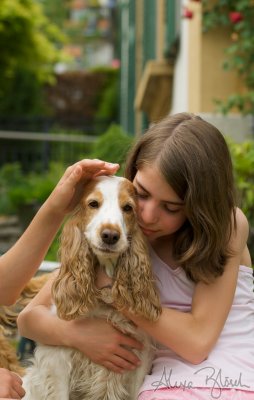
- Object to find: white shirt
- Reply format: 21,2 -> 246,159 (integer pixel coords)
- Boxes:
139,247 -> 254,394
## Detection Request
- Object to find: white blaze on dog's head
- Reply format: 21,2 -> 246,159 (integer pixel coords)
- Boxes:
81,176 -> 137,266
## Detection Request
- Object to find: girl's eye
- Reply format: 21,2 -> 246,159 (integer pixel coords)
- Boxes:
164,205 -> 181,214
136,191 -> 148,199
88,200 -> 99,208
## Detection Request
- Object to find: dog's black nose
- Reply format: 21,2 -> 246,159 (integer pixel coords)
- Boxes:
101,229 -> 120,245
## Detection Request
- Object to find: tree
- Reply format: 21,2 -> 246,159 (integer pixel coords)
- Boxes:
0,0 -> 65,115
37,0 -> 71,29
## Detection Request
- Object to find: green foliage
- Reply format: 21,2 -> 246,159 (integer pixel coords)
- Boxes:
203,0 -> 254,114
227,139 -> 254,226
93,68 -> 119,121
0,0 -> 66,115
37,0 -> 71,29
0,162 -> 64,215
0,163 -> 25,214
0,124 -> 132,217
88,124 -> 134,175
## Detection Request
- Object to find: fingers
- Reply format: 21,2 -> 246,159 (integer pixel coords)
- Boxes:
59,159 -> 119,187
63,160 -> 120,189
74,159 -> 120,179
11,373 -> 25,399
101,344 -> 142,374
99,333 -> 143,374
0,369 -> 25,399
121,335 -> 144,352
102,355 -> 137,374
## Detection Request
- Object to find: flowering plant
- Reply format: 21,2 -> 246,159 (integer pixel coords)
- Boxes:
202,0 -> 254,115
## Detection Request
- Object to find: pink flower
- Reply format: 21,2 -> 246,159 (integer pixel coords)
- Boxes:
229,11 -> 243,24
182,7 -> 193,19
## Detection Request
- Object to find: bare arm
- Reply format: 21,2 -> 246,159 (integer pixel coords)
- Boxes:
124,209 -> 250,364
17,273 -> 143,374
0,160 -> 119,305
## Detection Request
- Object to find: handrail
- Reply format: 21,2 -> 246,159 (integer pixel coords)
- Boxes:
0,130 -> 97,143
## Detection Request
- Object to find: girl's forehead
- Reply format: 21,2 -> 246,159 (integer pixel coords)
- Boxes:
134,166 -> 183,205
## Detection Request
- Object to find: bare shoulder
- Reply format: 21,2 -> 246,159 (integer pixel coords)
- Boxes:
234,207 -> 249,241
234,208 -> 251,267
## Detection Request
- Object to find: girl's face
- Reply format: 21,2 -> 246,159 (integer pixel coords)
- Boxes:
133,165 -> 186,242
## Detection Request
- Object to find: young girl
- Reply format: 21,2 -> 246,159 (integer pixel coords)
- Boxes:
18,113 -> 254,400
0,159 -> 119,399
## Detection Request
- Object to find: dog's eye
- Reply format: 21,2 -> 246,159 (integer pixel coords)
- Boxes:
88,200 -> 99,208
122,204 -> 133,212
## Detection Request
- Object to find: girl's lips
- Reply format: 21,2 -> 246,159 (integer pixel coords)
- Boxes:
139,225 -> 158,235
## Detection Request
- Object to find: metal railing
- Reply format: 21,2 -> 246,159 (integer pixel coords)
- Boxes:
0,130 -> 98,171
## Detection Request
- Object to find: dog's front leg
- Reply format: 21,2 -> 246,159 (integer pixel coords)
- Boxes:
22,346 -> 72,400
128,341 -> 154,400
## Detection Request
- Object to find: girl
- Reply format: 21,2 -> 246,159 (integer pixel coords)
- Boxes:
18,113 -> 254,399
0,159 -> 119,399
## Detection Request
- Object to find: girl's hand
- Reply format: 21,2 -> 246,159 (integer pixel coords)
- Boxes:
18,276 -> 142,375
63,317 -> 143,374
46,159 -> 119,216
0,368 -> 25,399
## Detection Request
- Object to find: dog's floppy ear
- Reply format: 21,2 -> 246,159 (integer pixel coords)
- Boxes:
52,209 -> 98,320
112,227 -> 162,321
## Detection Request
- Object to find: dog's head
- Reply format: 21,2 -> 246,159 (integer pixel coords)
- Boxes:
52,176 -> 161,321
82,176 -> 138,266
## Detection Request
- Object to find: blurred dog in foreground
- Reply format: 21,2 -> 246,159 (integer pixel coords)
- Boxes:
0,273 -> 50,375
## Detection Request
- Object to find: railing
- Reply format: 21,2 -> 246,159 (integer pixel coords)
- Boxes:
0,130 -> 98,171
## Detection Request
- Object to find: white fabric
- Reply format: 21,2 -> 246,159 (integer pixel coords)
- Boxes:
139,247 -> 254,394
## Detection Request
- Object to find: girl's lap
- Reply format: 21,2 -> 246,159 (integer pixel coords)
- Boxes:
139,388 -> 254,400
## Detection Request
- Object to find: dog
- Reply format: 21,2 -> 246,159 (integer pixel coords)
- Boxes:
0,273 -> 50,375
22,175 -> 162,400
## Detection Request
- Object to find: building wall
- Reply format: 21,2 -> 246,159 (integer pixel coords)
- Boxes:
119,0 -> 253,140
170,0 -> 253,140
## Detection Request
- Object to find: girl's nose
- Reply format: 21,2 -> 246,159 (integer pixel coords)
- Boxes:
139,201 -> 159,225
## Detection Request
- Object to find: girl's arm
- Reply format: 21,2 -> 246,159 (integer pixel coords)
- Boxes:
0,159 -> 119,305
124,208 -> 250,364
17,273 -> 143,374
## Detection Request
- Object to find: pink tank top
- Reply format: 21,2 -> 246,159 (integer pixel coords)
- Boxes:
139,246 -> 254,394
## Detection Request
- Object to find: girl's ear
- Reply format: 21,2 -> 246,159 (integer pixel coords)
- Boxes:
52,215 -> 98,320
112,228 -> 161,321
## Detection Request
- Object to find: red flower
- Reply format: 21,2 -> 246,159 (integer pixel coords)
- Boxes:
182,7 -> 193,19
229,11 -> 243,24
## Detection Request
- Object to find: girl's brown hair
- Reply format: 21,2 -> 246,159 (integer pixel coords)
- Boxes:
125,112 -> 237,283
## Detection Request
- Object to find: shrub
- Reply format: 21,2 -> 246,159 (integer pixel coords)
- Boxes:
227,139 -> 254,225
0,162 -> 64,216
227,138 -> 254,262
88,124 -> 134,175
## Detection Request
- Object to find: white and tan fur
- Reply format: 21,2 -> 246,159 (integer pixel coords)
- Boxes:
22,176 -> 161,400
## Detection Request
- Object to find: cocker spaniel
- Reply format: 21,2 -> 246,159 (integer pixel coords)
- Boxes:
22,175 -> 162,400
0,273 -> 50,376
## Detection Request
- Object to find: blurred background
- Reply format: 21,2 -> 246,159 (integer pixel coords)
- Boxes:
0,0 -> 253,261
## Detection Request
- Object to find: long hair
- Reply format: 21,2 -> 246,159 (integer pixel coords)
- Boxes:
125,112 -> 237,283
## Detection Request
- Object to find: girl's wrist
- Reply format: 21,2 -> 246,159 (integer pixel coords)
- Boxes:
39,199 -> 66,225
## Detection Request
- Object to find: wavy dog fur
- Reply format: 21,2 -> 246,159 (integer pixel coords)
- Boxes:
23,176 -> 161,400
0,274 -> 50,376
